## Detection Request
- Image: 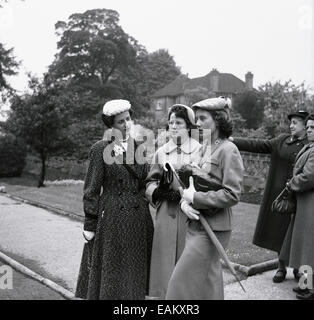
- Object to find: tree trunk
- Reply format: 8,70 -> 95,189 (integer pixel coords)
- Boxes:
38,152 -> 46,188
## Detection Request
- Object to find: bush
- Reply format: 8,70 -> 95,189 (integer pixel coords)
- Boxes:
0,133 -> 27,177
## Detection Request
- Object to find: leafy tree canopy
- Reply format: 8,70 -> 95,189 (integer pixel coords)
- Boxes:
0,43 -> 19,96
50,9 -> 141,93
233,90 -> 264,129
259,80 -> 313,136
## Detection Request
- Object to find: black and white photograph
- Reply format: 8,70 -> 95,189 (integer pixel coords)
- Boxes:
0,0 -> 314,307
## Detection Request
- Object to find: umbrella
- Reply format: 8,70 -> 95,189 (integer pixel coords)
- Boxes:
164,162 -> 246,293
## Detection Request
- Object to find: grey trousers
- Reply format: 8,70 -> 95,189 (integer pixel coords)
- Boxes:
165,220 -> 231,300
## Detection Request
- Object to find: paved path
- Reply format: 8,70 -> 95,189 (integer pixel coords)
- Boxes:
0,194 -> 83,292
0,262 -> 64,300
0,194 -> 298,300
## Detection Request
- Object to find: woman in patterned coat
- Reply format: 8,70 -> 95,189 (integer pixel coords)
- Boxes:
145,104 -> 202,299
75,99 -> 154,300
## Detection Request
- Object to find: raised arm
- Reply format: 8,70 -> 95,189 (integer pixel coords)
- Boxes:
233,137 -> 273,154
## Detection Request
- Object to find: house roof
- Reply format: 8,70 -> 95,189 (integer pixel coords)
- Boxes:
152,74 -> 189,98
152,70 -> 247,98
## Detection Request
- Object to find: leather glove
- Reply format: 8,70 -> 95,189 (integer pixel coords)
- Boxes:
180,200 -> 200,220
152,188 -> 181,204
83,230 -> 95,243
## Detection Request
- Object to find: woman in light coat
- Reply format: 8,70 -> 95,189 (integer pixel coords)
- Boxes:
146,104 -> 202,299
166,97 -> 244,300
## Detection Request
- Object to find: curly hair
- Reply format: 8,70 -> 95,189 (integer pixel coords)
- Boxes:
101,108 -> 134,128
209,110 -> 233,139
168,105 -> 196,136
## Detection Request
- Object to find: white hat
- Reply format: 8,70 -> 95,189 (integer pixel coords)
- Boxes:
169,104 -> 195,125
192,96 -> 232,113
102,99 -> 131,117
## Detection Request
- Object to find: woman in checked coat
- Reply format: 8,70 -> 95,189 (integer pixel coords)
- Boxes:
145,104 -> 202,299
75,99 -> 153,300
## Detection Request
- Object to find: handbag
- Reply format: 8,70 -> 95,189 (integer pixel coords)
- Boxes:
271,186 -> 296,215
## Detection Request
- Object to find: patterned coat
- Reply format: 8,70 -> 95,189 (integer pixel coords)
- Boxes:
75,138 -> 154,300
233,134 -> 308,252
145,137 -> 202,299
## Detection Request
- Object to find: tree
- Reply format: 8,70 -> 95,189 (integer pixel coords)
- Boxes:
259,80 -> 313,137
0,43 -> 19,96
49,9 -> 141,98
137,49 -> 181,107
2,76 -> 76,187
233,90 -> 264,129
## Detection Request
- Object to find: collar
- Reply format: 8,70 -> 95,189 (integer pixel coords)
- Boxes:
286,133 -> 308,145
295,142 -> 314,160
164,138 -> 201,155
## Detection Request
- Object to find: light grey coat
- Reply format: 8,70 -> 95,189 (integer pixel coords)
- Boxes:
288,142 -> 314,269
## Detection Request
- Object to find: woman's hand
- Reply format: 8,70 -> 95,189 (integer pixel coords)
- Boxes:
180,200 -> 200,220
179,176 -> 196,204
83,230 -> 95,243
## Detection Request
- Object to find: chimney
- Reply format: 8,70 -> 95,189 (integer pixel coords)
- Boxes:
245,71 -> 253,90
210,68 -> 219,92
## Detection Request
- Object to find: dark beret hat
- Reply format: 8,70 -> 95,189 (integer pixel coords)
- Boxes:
287,110 -> 309,120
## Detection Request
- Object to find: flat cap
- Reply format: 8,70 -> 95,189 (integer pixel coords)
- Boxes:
192,96 -> 231,113
287,110 -> 309,120
102,99 -> 131,117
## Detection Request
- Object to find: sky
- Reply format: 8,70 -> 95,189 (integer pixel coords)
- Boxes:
0,0 -> 313,95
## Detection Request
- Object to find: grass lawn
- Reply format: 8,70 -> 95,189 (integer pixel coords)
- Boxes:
0,173 -> 276,266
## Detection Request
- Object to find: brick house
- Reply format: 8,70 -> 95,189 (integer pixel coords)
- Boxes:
151,68 -> 254,118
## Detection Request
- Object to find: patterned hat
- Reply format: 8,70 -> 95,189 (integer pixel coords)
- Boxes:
102,99 -> 131,117
192,96 -> 231,114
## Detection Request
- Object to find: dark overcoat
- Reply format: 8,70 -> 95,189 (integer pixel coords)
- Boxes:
234,134 -> 308,252
75,138 -> 154,300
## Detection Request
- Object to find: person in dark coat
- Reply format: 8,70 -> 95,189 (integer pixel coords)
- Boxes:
286,114 -> 314,300
232,110 -> 308,283
75,99 -> 154,300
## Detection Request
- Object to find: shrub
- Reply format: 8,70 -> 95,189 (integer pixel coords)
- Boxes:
0,133 -> 27,177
